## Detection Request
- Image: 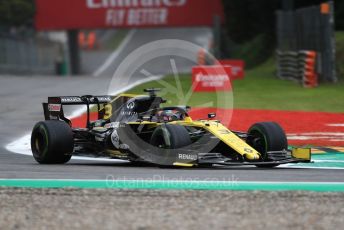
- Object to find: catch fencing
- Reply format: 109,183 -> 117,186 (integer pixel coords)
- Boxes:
276,1 -> 336,84
0,33 -> 60,75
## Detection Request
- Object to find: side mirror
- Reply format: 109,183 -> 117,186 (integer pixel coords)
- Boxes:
208,113 -> 216,119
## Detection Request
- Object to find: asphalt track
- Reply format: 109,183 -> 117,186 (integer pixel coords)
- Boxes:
1,28 -> 344,187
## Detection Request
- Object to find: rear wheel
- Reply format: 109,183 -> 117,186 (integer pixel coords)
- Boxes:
247,122 -> 288,168
31,121 -> 74,164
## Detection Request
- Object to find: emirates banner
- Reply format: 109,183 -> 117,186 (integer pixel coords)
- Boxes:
35,0 -> 224,30
218,59 -> 245,80
192,66 -> 232,92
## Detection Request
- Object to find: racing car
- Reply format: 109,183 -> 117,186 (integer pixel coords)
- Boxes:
31,89 -> 311,167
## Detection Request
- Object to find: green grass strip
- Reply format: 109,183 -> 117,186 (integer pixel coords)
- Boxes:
1,179 -> 344,192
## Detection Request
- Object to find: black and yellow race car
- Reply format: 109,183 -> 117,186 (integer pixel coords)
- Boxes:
31,89 -> 311,168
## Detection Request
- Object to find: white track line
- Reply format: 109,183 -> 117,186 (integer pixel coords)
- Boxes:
327,123 -> 344,127
5,133 -> 126,162
92,29 -> 136,77
280,165 -> 344,170
6,135 -> 127,162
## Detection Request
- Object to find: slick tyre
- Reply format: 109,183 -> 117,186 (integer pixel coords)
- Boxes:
150,124 -> 192,149
31,120 -> 73,164
247,122 -> 288,168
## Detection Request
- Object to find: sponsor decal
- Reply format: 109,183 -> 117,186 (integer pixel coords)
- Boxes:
126,101 -> 135,110
89,96 -> 112,103
61,96 -> 111,103
218,60 -> 245,80
35,0 -> 224,29
61,97 -> 83,103
218,129 -> 230,134
195,74 -> 229,88
192,66 -> 232,92
86,0 -> 187,9
120,111 -> 137,116
178,153 -> 197,161
48,104 -> 61,112
106,8 -> 168,26
244,148 -> 253,153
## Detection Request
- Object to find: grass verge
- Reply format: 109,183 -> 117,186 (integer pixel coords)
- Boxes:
126,59 -> 344,113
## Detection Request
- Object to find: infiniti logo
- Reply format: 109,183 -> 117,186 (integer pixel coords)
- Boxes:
127,102 -> 135,109
86,0 -> 187,9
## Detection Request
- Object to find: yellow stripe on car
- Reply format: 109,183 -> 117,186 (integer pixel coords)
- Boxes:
176,121 -> 261,160
173,162 -> 194,167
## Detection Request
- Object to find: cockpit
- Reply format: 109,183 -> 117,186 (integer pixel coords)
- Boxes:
108,89 -> 190,123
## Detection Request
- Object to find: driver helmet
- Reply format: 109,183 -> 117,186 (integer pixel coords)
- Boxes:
158,110 -> 179,122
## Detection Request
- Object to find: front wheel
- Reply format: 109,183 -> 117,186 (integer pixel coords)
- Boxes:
31,121 -> 74,164
150,124 -> 192,149
246,122 -> 288,168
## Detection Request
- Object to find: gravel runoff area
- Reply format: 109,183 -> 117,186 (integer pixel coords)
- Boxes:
1,188 -> 344,230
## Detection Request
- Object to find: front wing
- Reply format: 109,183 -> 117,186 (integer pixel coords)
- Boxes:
177,148 -> 312,167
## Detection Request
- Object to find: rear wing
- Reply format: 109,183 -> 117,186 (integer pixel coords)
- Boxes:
48,96 -> 112,105
43,95 -> 113,128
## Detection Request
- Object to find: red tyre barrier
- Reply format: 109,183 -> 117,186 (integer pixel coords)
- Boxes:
300,51 -> 318,88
